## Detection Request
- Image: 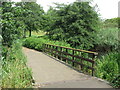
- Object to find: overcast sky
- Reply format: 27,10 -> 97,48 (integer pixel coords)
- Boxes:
12,0 -> 119,19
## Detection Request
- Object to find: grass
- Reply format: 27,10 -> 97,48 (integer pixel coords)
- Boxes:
26,31 -> 46,37
1,41 -> 33,88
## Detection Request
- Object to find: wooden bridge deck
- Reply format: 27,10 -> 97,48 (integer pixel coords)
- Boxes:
23,47 -> 112,88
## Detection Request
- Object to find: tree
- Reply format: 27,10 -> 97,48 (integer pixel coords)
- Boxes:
15,2 -> 44,37
45,2 -> 100,50
103,17 -> 119,28
1,2 -> 22,46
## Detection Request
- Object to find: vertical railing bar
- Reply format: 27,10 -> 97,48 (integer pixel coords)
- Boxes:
56,47 -> 58,58
43,44 -> 97,76
91,53 -> 97,76
52,45 -> 54,56
66,48 -> 68,63
72,50 -> 75,67
60,47 -> 62,60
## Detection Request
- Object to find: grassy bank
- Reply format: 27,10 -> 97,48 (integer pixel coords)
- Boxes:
2,41 -> 33,88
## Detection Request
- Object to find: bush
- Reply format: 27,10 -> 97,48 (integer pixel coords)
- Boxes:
44,2 -> 100,50
97,28 -> 119,49
23,36 -> 71,51
2,41 -> 33,88
94,27 -> 120,56
96,52 -> 120,88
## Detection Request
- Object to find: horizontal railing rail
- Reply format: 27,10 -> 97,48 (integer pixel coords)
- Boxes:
43,44 -> 98,76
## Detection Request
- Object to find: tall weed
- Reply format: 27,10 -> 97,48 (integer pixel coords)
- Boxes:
2,41 -> 33,88
96,52 -> 120,88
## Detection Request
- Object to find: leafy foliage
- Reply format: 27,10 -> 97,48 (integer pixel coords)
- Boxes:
23,36 -> 71,51
1,1 -> 119,88
44,2 -> 100,50
103,17 -> 119,28
1,2 -> 44,46
1,2 -> 34,88
96,52 -> 120,88
15,2 -> 44,37
95,28 -> 119,53
1,2 -> 22,47
2,41 -> 33,88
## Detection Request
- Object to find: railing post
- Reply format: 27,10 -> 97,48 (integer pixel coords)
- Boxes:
60,47 -> 62,60
91,53 -> 97,76
43,44 -> 98,76
56,46 -> 58,58
52,45 -> 54,56
46,44 -> 48,54
80,59 -> 83,71
50,45 -> 52,56
66,48 -> 68,63
72,50 -> 75,67
44,44 -> 46,52
43,44 -> 45,53
46,44 -> 50,54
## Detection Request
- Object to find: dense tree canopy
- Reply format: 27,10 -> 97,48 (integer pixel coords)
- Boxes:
44,2 -> 100,50
103,17 -> 120,28
1,2 -> 21,46
1,1 -> 44,46
15,2 -> 44,37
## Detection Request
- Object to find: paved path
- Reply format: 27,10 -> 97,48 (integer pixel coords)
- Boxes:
23,47 -> 112,88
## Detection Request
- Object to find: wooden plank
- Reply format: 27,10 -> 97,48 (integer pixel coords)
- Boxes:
44,44 -> 95,75
45,47 -> 94,63
45,49 -> 94,71
45,44 -> 98,55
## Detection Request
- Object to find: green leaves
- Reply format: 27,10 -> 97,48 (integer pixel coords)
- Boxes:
2,2 -> 23,47
96,52 -> 120,88
96,28 -> 119,52
44,2 -> 99,50
2,41 -> 33,88
1,2 -> 45,46
23,37 -> 71,51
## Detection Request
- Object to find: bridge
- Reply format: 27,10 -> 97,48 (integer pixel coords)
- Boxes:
23,44 -> 112,88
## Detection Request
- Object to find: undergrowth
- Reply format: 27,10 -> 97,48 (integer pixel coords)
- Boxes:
1,41 -> 33,88
95,52 -> 120,88
22,36 -> 71,51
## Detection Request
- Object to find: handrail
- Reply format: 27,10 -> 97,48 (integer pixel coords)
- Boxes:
46,44 -> 98,55
43,44 -> 98,76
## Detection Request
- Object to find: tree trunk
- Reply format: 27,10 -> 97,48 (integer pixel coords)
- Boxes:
29,30 -> 32,37
23,30 -> 26,38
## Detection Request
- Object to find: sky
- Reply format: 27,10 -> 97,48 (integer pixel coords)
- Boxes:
12,0 -> 119,19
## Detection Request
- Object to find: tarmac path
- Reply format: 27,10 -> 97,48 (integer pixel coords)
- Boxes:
23,47 -> 112,88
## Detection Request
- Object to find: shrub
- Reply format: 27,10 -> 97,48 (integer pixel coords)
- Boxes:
96,28 -> 119,50
23,37 -> 71,51
2,41 -> 33,88
96,52 -> 120,88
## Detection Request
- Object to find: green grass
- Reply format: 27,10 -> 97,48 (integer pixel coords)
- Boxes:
2,41 -> 33,88
26,31 -> 46,37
